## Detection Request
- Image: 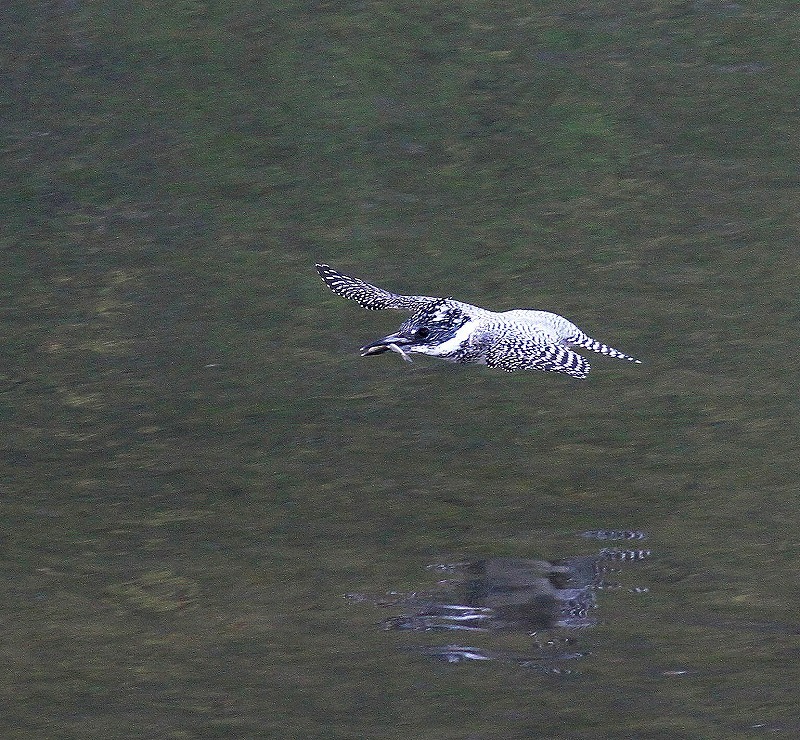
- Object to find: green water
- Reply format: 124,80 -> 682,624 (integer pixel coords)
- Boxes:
2,1 -> 799,737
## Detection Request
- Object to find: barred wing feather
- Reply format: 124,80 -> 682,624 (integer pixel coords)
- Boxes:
486,336 -> 591,379
316,264 -> 437,312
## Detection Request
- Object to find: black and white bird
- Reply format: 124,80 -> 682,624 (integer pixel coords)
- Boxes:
316,264 -> 641,379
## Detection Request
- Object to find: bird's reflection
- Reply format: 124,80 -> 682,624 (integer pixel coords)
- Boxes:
348,532 -> 651,671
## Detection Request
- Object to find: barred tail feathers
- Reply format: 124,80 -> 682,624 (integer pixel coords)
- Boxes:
569,333 -> 641,364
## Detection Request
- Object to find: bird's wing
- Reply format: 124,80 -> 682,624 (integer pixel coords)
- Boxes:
316,264 -> 438,312
485,334 -> 590,379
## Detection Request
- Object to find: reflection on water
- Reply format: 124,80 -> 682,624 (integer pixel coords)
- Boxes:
349,534 -> 651,672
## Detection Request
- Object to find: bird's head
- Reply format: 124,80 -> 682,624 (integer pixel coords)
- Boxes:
360,300 -> 469,361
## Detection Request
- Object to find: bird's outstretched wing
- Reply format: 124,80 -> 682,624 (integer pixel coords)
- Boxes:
316,264 -> 438,312
486,336 -> 590,379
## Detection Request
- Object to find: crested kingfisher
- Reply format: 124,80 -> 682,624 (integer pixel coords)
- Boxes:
316,264 -> 641,379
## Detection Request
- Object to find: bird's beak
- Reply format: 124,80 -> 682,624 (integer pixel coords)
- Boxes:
360,333 -> 413,361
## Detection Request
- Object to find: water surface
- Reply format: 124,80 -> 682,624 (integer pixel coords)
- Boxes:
2,1 -> 799,737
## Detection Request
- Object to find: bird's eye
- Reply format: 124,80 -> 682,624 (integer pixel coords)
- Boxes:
415,327 -> 430,339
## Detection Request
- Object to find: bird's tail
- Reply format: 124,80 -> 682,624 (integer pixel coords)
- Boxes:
570,333 -> 641,364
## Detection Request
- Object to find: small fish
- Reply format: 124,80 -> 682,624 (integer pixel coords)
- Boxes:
361,342 -> 413,362
388,343 -> 413,363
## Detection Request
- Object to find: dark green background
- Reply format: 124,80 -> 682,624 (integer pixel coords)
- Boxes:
2,1 -> 798,737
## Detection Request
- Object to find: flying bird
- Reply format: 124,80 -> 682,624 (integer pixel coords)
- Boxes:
316,264 -> 641,379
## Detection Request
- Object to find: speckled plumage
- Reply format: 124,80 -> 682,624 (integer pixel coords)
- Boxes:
316,264 -> 641,379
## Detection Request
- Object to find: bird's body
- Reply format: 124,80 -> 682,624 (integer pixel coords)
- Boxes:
316,264 -> 640,379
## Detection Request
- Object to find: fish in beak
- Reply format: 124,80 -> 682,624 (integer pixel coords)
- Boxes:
360,333 -> 413,362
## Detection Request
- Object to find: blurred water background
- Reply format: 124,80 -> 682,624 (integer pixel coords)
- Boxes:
2,1 -> 799,737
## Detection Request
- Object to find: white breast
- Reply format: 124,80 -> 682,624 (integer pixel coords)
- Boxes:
423,321 -> 476,357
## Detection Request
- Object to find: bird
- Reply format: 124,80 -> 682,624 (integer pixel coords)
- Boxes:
315,264 -> 641,379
